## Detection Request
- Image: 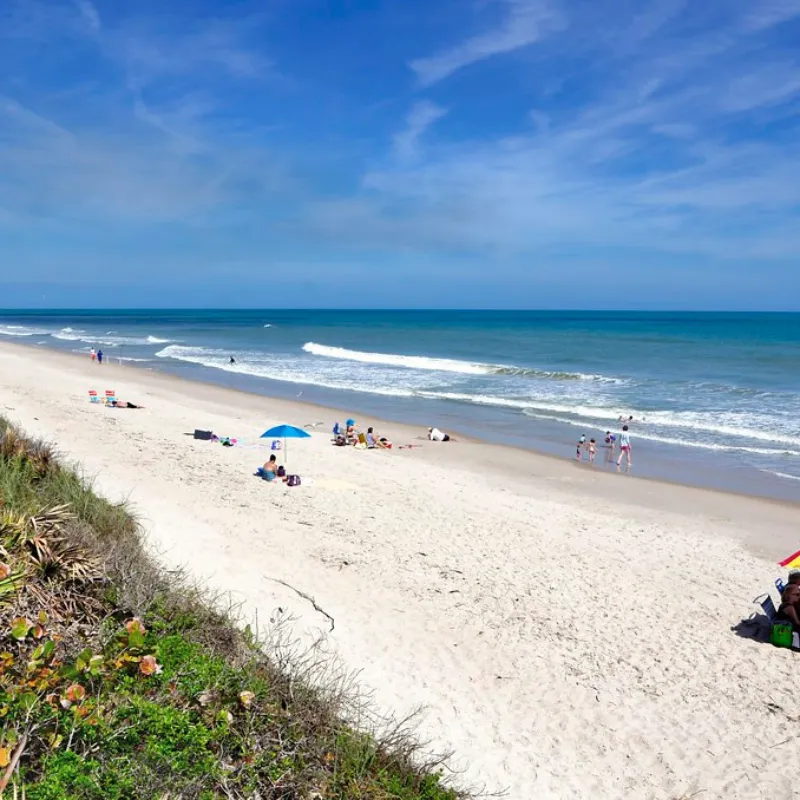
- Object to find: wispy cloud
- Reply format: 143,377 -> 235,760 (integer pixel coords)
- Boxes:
1,0 -> 799,303
393,101 -> 447,159
74,0 -> 100,33
311,0 -> 800,264
742,0 -> 800,31
0,4 -> 282,228
410,0 -> 562,86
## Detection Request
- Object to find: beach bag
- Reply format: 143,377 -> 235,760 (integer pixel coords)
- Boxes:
277,465 -> 286,478
287,474 -> 301,487
771,622 -> 793,649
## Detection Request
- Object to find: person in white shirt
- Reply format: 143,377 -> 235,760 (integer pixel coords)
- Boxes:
428,427 -> 451,442
616,425 -> 632,469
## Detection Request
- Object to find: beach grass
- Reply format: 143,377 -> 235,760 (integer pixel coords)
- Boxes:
0,417 -> 464,799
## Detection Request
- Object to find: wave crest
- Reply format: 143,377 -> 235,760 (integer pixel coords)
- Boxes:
301,342 -> 619,382
52,328 -> 172,347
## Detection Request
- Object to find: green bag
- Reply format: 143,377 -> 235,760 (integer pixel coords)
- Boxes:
771,622 -> 793,648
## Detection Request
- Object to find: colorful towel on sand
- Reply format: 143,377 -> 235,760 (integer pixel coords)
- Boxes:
779,549 -> 800,569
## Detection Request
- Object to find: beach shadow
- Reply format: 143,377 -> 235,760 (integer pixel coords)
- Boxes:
731,614 -> 772,644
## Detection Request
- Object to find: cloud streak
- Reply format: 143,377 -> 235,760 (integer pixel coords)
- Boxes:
74,0 -> 100,32
314,0 -> 800,265
410,0 -> 562,86
393,101 -> 447,159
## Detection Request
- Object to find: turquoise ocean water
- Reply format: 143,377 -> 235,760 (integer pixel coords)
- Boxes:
1,310 -> 798,501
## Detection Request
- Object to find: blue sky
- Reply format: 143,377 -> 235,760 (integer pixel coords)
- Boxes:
1,0 -> 799,309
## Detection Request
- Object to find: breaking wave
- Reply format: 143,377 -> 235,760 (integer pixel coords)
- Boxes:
302,342 -> 621,382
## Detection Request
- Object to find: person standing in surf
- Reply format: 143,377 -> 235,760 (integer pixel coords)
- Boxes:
616,425 -> 632,470
604,431 -> 616,463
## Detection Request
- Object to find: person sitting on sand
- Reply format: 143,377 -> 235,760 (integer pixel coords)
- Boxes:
366,427 -> 390,449
428,426 -> 452,442
345,420 -> 358,444
259,454 -> 279,482
777,580 -> 800,631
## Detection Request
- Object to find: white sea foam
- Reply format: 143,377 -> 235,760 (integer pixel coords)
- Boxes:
760,469 -> 800,481
409,392 -> 799,450
0,324 -> 50,337
155,346 -> 418,398
52,328 -> 172,347
302,342 -> 621,382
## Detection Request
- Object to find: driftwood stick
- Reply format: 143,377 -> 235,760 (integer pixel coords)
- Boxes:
265,576 -> 335,632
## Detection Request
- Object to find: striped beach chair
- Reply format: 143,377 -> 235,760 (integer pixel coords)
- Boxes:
104,390 -> 116,406
88,390 -> 99,404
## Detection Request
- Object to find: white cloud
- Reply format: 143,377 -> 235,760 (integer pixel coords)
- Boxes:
742,0 -> 800,31
74,0 -> 100,32
410,0 -> 562,86
393,101 -> 448,159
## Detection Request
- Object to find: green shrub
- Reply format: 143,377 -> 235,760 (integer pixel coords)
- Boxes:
0,418 -> 465,799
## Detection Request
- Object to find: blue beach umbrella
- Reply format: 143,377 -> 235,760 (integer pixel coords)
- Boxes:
260,424 -> 311,463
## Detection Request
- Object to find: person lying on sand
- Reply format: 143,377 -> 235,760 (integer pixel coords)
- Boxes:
110,400 -> 144,409
428,426 -> 453,442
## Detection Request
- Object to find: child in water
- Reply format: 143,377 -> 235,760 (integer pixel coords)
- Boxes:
576,434 -> 586,460
588,438 -> 597,463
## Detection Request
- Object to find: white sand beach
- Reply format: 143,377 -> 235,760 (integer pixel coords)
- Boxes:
1,340 -> 798,799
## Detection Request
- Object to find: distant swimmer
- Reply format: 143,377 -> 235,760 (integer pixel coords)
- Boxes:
617,414 -> 635,424
229,356 -> 236,364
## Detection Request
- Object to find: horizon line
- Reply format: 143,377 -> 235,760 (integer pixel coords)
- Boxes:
1,307 -> 800,314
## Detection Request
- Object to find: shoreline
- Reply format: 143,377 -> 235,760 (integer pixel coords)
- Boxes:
2,338 -> 799,797
4,338 -> 798,524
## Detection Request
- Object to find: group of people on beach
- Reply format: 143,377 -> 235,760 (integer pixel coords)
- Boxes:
333,419 -> 455,449
89,348 -> 104,365
576,424 -> 632,469
333,419 -> 392,449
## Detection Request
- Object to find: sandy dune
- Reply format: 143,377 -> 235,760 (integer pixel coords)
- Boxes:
1,341 -> 798,799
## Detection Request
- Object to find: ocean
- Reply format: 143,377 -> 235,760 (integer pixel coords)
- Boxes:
1,309 -> 798,501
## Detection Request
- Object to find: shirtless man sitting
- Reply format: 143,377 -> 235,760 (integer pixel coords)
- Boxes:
777,574 -> 800,630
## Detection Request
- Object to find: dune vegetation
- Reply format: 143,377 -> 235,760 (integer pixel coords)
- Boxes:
0,418 -> 464,799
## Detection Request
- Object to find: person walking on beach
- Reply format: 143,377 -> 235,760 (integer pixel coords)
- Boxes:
90,348 -> 96,363
616,425 -> 632,470
97,349 -> 104,365
588,438 -> 597,463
